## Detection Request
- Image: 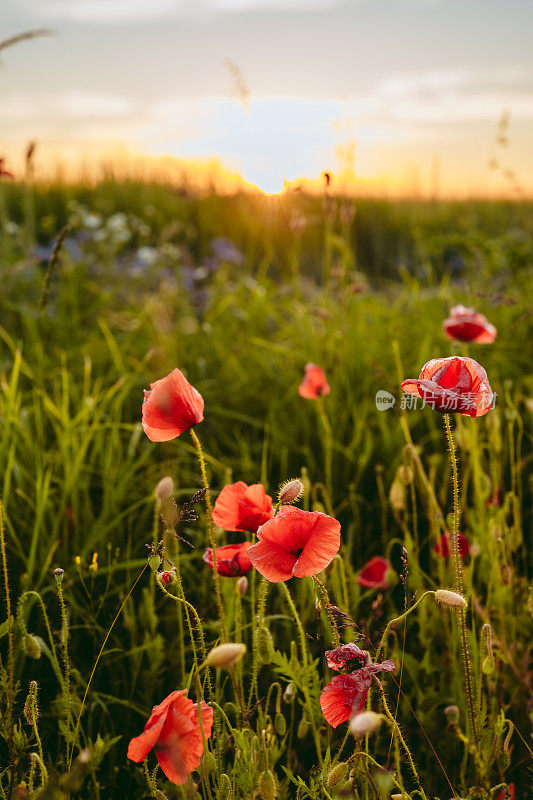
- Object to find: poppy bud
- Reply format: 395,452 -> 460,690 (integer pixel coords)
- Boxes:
148,554 -> 161,572
159,570 -> 175,585
389,478 -> 405,511
498,751 -> 510,771
398,465 -> 414,484
349,711 -> 382,738
207,643 -> 246,669
283,682 -> 297,704
482,655 -> 495,675
218,774 -> 231,797
202,751 -> 217,775
259,770 -> 276,800
435,589 -> 467,608
23,681 -> 38,724
327,762 -> 348,788
155,476 -> 174,500
274,712 -> 286,736
278,479 -> 305,505
54,567 -> 64,585
444,705 -> 460,724
24,634 -> 42,660
237,576 -> 248,595
297,716 -> 309,738
160,496 -> 178,529
259,626 -> 274,664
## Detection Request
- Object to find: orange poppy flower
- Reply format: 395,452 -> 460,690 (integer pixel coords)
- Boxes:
443,305 -> 496,344
248,505 -> 341,582
401,356 -> 493,418
212,482 -> 273,532
320,659 -> 395,728
298,363 -> 331,398
357,556 -> 392,589
127,690 -> 213,785
202,542 -> 253,576
142,368 -> 204,441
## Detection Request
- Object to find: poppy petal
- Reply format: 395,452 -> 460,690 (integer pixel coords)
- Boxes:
248,538 -> 297,582
142,369 -> 204,442
292,514 -> 341,578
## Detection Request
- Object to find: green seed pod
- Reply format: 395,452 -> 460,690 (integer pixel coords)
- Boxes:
148,554 -> 161,572
297,717 -> 309,739
259,770 -> 276,800
24,634 -> 42,660
274,712 -> 286,736
23,681 -> 38,725
498,751 -> 511,771
283,682 -> 297,704
202,751 -> 217,775
218,774 -> 232,799
259,626 -> 274,664
327,762 -> 348,788
482,655 -> 495,675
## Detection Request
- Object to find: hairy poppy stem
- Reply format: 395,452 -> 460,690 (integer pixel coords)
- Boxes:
375,678 -> 427,800
280,581 -> 323,766
443,414 -> 479,756
68,564 -> 148,771
56,579 -> 73,767
190,429 -> 228,642
375,591 -> 434,661
0,503 -> 15,800
248,577 -> 268,712
316,397 -> 334,515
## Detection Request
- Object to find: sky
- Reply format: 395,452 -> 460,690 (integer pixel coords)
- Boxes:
2,0 -> 533,196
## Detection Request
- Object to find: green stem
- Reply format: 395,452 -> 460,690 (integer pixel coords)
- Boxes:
56,581 -> 73,767
376,678 -> 427,800
69,564 -> 148,770
313,576 -> 340,647
0,504 -> 14,779
248,578 -> 268,712
190,428 -> 227,642
280,581 -> 323,766
375,591 -> 434,661
316,398 -> 334,514
443,414 -> 479,756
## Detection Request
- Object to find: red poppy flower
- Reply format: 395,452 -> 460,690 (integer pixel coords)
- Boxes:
443,305 -> 497,344
127,690 -> 213,785
357,556 -> 392,589
0,159 -> 13,179
142,368 -> 204,442
202,542 -> 253,577
401,356 -> 493,418
212,482 -> 273,532
248,505 -> 341,583
298,363 -> 331,399
320,660 -> 395,728
325,642 -> 366,672
435,532 -> 470,559
496,784 -> 514,800
486,488 -> 503,508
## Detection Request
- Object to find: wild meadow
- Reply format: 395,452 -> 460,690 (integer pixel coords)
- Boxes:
0,180 -> 531,800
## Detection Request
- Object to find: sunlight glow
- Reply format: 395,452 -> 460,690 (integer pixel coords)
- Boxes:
253,172 -> 285,195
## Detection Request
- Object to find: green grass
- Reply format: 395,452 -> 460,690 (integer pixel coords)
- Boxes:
0,181 -> 531,799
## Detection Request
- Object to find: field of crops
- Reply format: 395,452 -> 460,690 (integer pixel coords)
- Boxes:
0,182 -> 531,800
